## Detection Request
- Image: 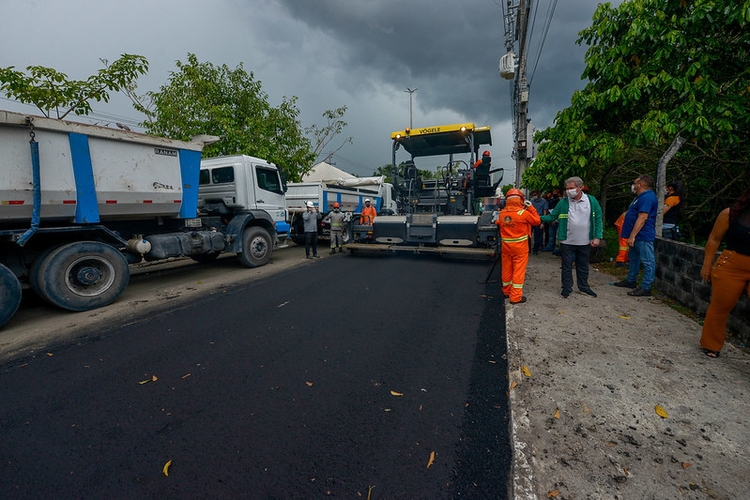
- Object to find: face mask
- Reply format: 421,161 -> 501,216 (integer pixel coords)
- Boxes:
631,184 -> 637,194
566,188 -> 578,198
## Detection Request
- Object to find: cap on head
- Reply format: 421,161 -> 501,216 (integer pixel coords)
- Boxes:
306,201 -> 314,208
333,202 -> 340,208
364,198 -> 371,203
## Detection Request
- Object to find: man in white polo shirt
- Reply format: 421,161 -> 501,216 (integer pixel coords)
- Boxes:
540,176 -> 603,298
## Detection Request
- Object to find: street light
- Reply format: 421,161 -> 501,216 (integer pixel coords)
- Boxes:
405,87 -> 417,129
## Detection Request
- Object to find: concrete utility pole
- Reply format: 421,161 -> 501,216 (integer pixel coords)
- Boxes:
405,87 -> 417,129
514,0 -> 531,188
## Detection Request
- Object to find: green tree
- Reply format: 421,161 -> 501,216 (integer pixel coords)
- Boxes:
525,0 -> 750,235
307,106 -> 353,163
0,54 -> 148,119
139,53 -> 314,182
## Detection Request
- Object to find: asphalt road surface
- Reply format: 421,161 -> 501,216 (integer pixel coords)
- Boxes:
0,252 -> 510,499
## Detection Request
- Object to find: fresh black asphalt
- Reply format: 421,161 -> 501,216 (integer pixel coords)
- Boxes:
0,253 -> 510,499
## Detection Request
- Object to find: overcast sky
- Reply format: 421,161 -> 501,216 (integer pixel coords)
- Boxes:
1,0 -> 620,180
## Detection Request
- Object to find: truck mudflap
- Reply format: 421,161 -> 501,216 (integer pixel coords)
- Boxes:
344,242 -> 497,258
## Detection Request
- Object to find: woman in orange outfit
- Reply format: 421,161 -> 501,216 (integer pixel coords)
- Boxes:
699,187 -> 750,358
495,189 -> 541,304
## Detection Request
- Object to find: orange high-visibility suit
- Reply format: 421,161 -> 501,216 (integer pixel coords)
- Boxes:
361,205 -> 377,225
614,212 -> 629,264
496,197 -> 540,303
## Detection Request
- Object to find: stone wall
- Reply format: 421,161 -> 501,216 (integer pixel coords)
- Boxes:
655,238 -> 750,345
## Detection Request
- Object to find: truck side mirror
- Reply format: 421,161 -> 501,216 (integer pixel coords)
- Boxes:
280,169 -> 288,193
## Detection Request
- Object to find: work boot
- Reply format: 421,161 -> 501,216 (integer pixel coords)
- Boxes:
612,279 -> 637,288
330,249 -> 336,255
627,288 -> 652,297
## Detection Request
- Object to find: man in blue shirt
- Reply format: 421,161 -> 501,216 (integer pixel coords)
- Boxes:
530,190 -> 549,255
614,174 -> 658,296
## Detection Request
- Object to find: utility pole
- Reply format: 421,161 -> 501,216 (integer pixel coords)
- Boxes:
405,87 -> 418,129
514,0 -> 531,188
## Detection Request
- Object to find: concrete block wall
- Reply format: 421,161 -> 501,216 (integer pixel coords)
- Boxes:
655,238 -> 750,345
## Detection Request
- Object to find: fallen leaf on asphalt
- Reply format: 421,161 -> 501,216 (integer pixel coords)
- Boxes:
655,405 -> 669,418
547,490 -> 560,498
390,390 -> 404,396
306,381 -> 314,386
554,409 -> 560,419
521,366 -> 532,377
152,375 -> 158,382
367,485 -> 375,500
509,380 -> 518,390
46,353 -> 53,357
162,459 -> 172,476
426,451 -> 435,469
682,462 -> 691,468
182,373 -> 191,379
620,315 -> 631,320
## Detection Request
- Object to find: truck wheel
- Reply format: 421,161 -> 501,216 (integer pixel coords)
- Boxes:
0,263 -> 22,328
238,227 -> 272,268
38,241 -> 130,311
29,245 -> 62,302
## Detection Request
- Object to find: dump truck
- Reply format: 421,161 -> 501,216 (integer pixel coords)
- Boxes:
286,176 -> 398,244
0,110 -> 288,328
346,123 -> 503,255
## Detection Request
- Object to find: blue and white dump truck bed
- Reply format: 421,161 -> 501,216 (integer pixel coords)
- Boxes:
0,110 -> 287,328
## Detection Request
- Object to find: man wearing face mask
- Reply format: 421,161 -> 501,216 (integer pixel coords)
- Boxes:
613,174 -> 658,297
540,176 -> 603,298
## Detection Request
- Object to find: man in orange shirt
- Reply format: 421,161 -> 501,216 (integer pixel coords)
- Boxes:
360,198 -> 377,225
495,189 -> 541,304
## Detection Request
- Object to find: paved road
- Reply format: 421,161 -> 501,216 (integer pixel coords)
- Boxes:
0,252 -> 510,499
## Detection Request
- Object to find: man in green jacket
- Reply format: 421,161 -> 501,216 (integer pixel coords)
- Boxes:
540,176 -> 603,298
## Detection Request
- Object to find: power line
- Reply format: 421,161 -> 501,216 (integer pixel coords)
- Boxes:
528,0 -> 558,88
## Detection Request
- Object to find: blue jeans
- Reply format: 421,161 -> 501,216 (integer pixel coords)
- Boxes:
543,224 -> 557,251
560,243 -> 592,293
627,240 -> 655,290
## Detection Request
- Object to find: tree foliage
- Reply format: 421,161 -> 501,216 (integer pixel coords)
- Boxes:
525,0 -> 750,237
307,106 -> 353,163
0,54 -> 148,119
140,53 -> 315,182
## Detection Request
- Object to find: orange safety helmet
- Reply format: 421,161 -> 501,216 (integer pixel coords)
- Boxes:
333,202 -> 340,208
505,188 -> 524,200
482,150 -> 491,157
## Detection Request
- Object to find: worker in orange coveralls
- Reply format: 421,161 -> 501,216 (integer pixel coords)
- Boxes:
614,211 -> 629,267
495,189 -> 541,304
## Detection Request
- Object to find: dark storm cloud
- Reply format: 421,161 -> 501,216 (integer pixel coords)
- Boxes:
275,0 -> 609,130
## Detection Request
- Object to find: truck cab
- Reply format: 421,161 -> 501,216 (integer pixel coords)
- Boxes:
198,155 -> 290,240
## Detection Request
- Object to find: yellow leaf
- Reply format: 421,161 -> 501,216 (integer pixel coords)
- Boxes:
547,490 -> 560,498
655,405 -> 669,418
521,366 -> 532,377
162,459 -> 172,476
306,381 -> 314,386
46,353 -> 53,357
390,390 -> 403,396
367,485 -> 375,500
138,379 -> 151,385
509,380 -> 518,390
554,409 -> 560,419
152,375 -> 158,382
182,373 -> 191,379
426,451 -> 435,469
619,315 -> 631,320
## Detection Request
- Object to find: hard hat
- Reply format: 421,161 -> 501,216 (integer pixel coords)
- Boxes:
506,188 -> 524,199
306,201 -> 314,208
482,150 -> 491,157
333,202 -> 340,208
364,198 -> 371,203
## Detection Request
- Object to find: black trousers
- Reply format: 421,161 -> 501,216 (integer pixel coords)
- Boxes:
305,231 -> 318,257
560,243 -> 591,293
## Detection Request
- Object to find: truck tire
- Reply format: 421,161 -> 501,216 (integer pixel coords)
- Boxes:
238,226 -> 272,268
36,241 -> 130,312
0,263 -> 22,328
29,245 -> 62,302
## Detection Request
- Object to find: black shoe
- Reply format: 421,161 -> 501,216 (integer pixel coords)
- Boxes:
615,262 -> 628,268
306,256 -> 313,260
612,279 -> 637,289
580,288 -> 597,297
510,296 -> 527,304
541,248 -> 551,252
561,290 -> 570,298
628,288 -> 651,297
313,254 -> 321,258
532,250 -> 538,255
330,250 -> 336,255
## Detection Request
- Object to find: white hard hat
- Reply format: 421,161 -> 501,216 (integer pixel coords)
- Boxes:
306,201 -> 314,208
364,198 -> 371,202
